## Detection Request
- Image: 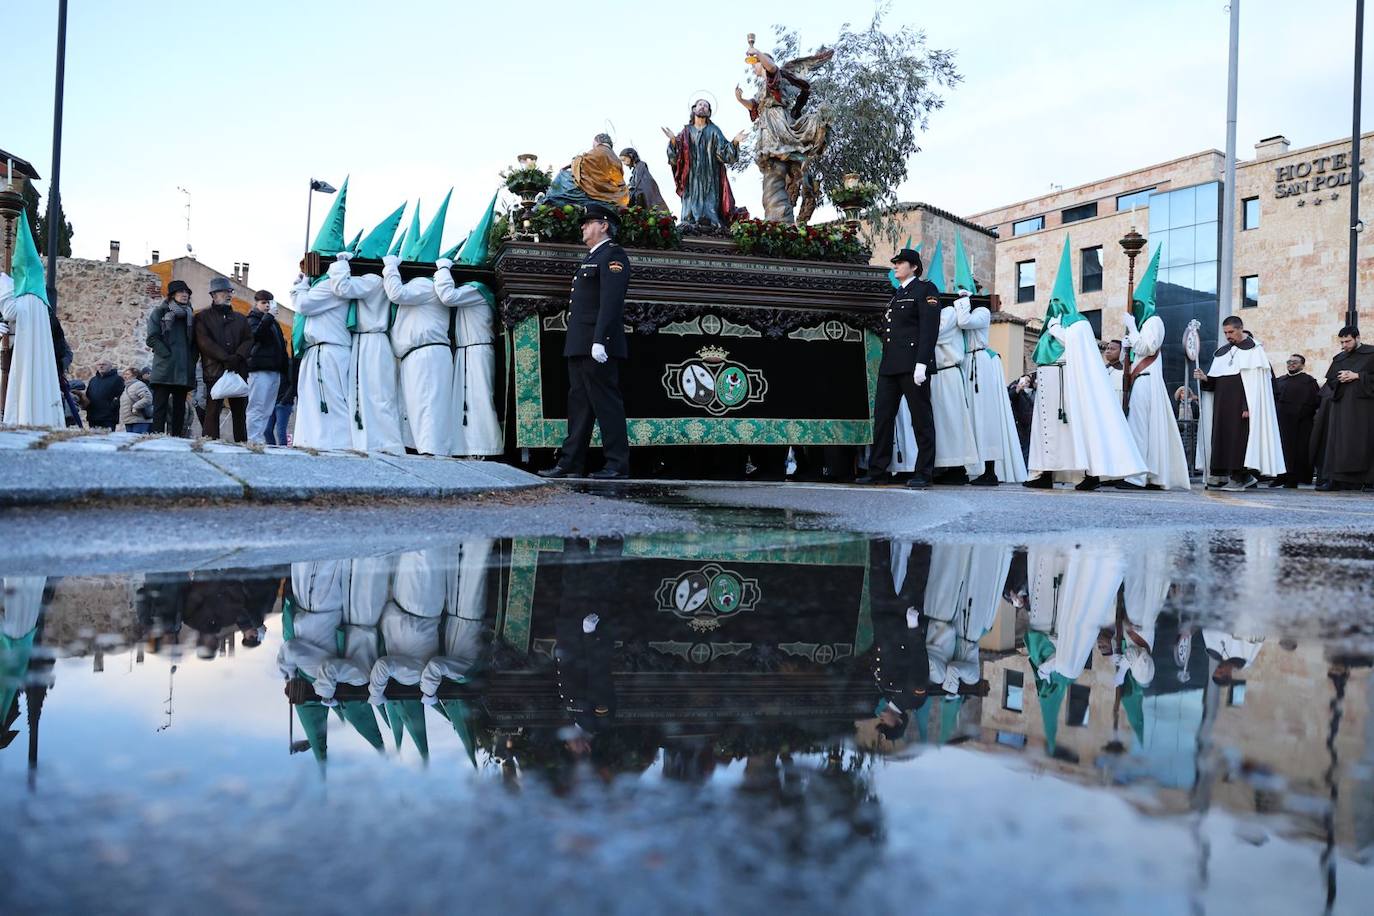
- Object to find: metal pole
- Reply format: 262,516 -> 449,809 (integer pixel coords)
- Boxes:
304,182 -> 314,259
1349,0 -> 1365,332
44,0 -> 68,309
1218,0 -> 1240,330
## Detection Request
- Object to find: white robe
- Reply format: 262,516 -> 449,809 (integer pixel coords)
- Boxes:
930,302 -> 979,468
1124,546 -> 1172,654
289,278 -> 354,451
1028,540 -> 1125,682
0,275 -> 63,428
434,269 -> 502,457
370,548 -> 449,704
1196,338 -> 1285,478
1123,314 -> 1191,489
958,301 -> 1027,482
1028,319 -> 1147,480
278,561 -> 361,702
383,266 -> 455,457
421,539 -> 491,698
327,260 -> 405,453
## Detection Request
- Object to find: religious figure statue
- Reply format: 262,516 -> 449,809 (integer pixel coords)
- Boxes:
661,100 -> 746,229
735,34 -> 834,223
618,148 -> 669,211
544,134 -> 630,209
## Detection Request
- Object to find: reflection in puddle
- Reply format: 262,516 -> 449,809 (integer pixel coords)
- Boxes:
3,529 -> 1372,911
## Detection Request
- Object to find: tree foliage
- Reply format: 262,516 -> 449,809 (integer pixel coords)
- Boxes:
20,181 -> 74,257
739,6 -> 961,244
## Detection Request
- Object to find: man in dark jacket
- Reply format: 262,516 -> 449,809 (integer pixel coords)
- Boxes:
245,290 -> 288,443
870,539 -> 932,742
194,277 -> 253,441
1270,353 -> 1321,487
857,248 -> 941,488
84,360 -> 124,430
146,279 -> 198,436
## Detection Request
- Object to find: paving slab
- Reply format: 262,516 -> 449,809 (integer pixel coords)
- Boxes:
374,454 -> 544,495
0,430 -> 45,450
46,435 -> 124,452
197,451 -> 447,500
128,437 -> 196,452
200,441 -> 250,454
0,450 -> 243,505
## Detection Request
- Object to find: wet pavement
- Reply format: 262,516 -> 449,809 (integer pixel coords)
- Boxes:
3,492 -> 1374,914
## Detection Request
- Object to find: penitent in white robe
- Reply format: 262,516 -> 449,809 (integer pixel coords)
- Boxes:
929,302 -> 979,469
421,538 -> 493,700
0,274 -> 63,428
289,277 -> 355,451
958,300 -> 1027,482
328,256 -> 405,453
369,548 -> 448,704
1121,315 -> 1190,489
434,267 -> 503,457
1027,540 -> 1125,682
1196,338 -> 1285,479
1029,319 -> 1147,481
383,264 -> 454,457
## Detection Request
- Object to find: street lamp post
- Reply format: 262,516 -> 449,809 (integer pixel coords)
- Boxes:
1119,226 -> 1147,413
1348,0 -> 1365,332
45,0 -> 68,309
303,178 -> 337,262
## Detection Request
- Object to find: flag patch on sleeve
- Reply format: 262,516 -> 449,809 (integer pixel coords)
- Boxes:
608,261 -> 625,273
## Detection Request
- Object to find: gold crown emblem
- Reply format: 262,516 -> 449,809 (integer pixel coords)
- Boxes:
696,345 -> 729,362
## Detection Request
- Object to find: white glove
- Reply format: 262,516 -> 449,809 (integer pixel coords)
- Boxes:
1047,316 -> 1062,329
435,258 -> 454,270
955,293 -> 971,308
905,607 -> 920,629
293,271 -> 309,288
382,254 -> 402,270
0,271 -> 12,298
1123,313 -> 1139,336
942,668 -> 962,695
0,321 -> 9,337
335,251 -> 352,262
421,692 -> 440,707
583,613 -> 600,634
912,363 -> 927,386
591,343 -> 608,363
1120,335 -> 1133,350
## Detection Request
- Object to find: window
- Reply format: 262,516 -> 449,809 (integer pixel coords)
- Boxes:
1003,670 -> 1024,712
1081,246 -> 1103,293
1243,196 -> 1260,230
1228,682 -> 1247,707
1012,215 -> 1045,236
1016,260 -> 1036,303
1116,187 -> 1155,212
996,731 -> 1028,749
1061,202 -> 1098,224
1083,309 -> 1104,339
1066,684 -> 1092,727
1242,275 -> 1259,309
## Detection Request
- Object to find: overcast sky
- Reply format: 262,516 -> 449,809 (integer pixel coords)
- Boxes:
6,0 -> 1371,293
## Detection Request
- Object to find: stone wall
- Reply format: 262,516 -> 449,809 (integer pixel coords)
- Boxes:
868,203 -> 998,296
54,257 -> 161,383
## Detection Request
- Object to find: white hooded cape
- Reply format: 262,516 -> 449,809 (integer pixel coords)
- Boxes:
289,277 -> 355,451
958,300 -> 1028,482
435,268 -> 503,457
0,274 -> 63,428
383,265 -> 455,457
328,256 -> 405,453
1124,314 -> 1191,489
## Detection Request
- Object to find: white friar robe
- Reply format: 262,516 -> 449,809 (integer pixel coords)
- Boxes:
0,274 -> 63,428
1029,318 -> 1147,481
1123,314 -> 1191,489
327,255 -> 405,453
289,277 -> 354,450
421,538 -> 493,701
958,299 -> 1027,482
1196,337 -> 1285,478
383,263 -> 455,457
368,548 -> 447,705
434,265 -> 502,457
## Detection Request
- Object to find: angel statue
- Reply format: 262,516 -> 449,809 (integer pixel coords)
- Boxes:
734,33 -> 834,223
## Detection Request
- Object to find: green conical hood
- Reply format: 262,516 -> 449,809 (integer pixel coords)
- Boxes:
412,189 -> 452,263
395,699 -> 429,760
953,235 -> 976,294
913,697 -> 930,743
457,192 -> 499,266
1037,676 -> 1070,756
400,202 -> 423,261
296,702 -> 330,762
937,695 -> 963,746
440,238 -> 465,262
11,213 -> 48,305
384,700 -> 405,749
887,238 -> 918,289
1032,237 -> 1087,366
339,700 -> 385,751
1132,245 -> 1160,327
357,203 -> 406,260
438,699 -> 479,769
925,239 -> 946,293
1121,675 -> 1146,747
0,630 -> 38,737
346,229 -> 363,255
309,176 -> 349,256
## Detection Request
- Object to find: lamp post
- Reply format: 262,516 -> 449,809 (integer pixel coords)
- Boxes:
303,178 -> 337,258
1119,226 -> 1147,413
45,0 -> 68,310
1348,0 -> 1365,332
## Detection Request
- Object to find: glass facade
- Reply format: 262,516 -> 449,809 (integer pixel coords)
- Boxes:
1148,182 -> 1220,387
1116,187 -> 1155,212
1012,215 -> 1044,236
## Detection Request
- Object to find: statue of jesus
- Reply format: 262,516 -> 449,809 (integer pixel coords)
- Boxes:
662,100 -> 746,230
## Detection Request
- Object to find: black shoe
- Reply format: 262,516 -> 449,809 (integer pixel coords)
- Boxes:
969,471 -> 999,487
588,467 -> 628,480
1022,475 -> 1053,489
1265,479 -> 1285,488
537,466 -> 580,479
934,468 -> 968,485
906,476 -> 930,489
853,474 -> 888,485
1145,484 -> 1164,491
1113,480 -> 1145,490
1075,476 -> 1102,492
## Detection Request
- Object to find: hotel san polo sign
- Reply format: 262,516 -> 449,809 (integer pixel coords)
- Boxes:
1273,152 -> 1364,207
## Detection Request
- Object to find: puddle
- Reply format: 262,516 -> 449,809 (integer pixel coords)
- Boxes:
2,526 -> 1372,914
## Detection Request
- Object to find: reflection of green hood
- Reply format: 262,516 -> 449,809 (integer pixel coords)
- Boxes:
310,176 -> 349,256
925,239 -> 946,293
338,700 -> 385,751
385,700 -> 429,760
1032,237 -> 1088,366
297,702 -> 330,762
1025,630 -> 1071,755
937,695 -> 963,746
437,699 -> 479,769
0,629 -> 38,737
1132,245 -> 1160,327
1120,673 -> 1146,747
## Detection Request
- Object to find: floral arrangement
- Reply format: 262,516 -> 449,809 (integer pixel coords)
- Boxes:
616,205 -> 681,250
729,218 -> 867,263
525,202 -> 584,243
828,180 -> 879,211
501,164 -> 552,197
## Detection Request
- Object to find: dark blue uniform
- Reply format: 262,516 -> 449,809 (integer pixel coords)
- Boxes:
868,278 -> 940,481
558,241 -> 631,474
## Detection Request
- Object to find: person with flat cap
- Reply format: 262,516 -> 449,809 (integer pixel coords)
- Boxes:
540,202 -> 632,480
858,247 -> 940,488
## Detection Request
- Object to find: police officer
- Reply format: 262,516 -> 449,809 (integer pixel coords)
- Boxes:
871,540 -> 931,742
539,202 -> 632,479
857,248 -> 940,488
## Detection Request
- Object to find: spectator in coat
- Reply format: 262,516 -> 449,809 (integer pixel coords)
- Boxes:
118,365 -> 153,433
146,279 -> 198,437
193,277 -> 252,441
245,290 -> 288,444
84,360 -> 124,430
